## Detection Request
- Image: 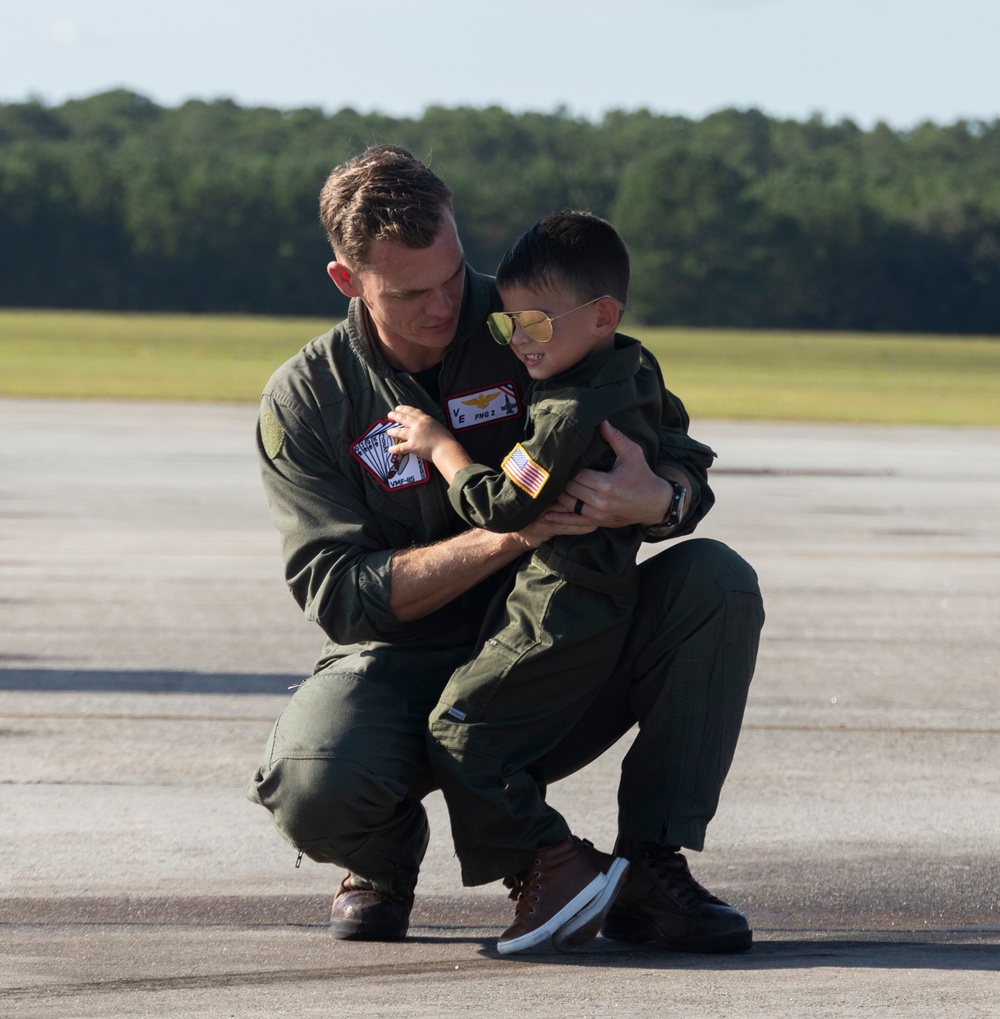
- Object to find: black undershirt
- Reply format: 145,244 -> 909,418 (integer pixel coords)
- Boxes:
411,362 -> 442,404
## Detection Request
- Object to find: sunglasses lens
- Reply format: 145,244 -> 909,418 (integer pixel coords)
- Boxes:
518,311 -> 552,343
487,313 -> 514,345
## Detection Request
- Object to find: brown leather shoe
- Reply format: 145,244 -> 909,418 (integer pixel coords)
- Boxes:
329,871 -> 415,941
601,840 -> 752,953
552,837 -> 629,951
497,836 -> 627,955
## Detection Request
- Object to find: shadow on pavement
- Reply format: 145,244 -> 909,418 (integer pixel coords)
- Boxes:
478,938 -> 1000,971
0,668 -> 299,694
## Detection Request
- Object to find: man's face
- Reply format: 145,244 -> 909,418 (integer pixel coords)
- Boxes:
340,212 -> 466,372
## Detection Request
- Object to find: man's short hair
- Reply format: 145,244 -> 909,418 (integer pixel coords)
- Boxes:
495,210 -> 630,307
319,145 -> 454,268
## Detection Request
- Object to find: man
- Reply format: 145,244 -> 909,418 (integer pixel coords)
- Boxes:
247,144 -> 764,953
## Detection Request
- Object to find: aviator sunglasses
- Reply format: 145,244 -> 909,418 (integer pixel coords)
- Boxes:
487,295 -> 624,345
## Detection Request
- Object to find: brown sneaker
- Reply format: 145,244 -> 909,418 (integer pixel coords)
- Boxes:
329,870 -> 415,941
552,837 -> 629,951
497,836 -> 626,956
601,840 -> 752,953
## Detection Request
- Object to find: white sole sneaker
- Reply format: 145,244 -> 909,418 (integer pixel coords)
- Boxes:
496,870 -> 609,955
552,857 -> 630,951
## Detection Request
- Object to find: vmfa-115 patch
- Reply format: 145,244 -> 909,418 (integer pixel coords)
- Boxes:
351,419 -> 429,491
445,381 -> 521,432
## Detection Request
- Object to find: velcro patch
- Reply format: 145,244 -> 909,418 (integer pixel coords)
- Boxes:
260,411 -> 285,459
445,381 -> 520,432
351,420 -> 429,491
502,443 -> 549,498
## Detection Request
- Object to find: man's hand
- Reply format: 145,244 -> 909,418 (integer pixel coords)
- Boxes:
545,420 -> 680,529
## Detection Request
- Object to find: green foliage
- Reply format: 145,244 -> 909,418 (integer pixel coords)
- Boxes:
1,91 -> 999,333
614,147 -> 771,324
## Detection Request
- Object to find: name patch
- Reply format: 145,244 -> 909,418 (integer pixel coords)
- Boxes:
445,381 -> 521,432
351,420 -> 430,491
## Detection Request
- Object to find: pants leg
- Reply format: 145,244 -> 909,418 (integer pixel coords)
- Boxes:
246,644 -> 469,892
428,558 -> 634,886
535,538 -> 764,852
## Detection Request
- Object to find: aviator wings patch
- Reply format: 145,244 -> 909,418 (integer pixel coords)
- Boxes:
445,381 -> 521,432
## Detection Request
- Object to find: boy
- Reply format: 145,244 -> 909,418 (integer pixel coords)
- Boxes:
387,210 -> 671,953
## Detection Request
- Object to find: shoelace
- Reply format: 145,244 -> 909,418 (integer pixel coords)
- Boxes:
502,863 -> 543,912
640,848 -> 725,908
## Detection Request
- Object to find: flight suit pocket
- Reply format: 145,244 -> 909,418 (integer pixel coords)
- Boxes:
431,627 -> 537,733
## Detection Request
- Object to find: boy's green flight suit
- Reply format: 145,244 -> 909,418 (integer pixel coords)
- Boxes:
430,335 -> 663,885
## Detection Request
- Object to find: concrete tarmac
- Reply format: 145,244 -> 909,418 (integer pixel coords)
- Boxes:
1,397 -> 997,1018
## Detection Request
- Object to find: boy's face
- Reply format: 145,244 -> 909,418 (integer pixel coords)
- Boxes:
497,283 -> 615,380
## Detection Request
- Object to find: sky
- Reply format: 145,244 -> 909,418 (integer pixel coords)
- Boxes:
1,0 -> 998,128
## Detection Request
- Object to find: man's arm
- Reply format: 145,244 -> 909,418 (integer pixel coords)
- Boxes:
389,510 -> 595,622
259,395 -> 599,637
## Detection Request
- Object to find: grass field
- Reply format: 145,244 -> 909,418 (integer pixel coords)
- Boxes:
1,309 -> 998,426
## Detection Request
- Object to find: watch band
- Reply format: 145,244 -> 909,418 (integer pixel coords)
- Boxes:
664,480 -> 687,528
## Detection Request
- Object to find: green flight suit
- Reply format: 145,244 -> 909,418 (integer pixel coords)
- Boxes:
429,336 -> 663,884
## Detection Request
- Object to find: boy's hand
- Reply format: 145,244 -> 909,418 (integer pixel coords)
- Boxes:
387,405 -> 474,485
387,405 -> 452,459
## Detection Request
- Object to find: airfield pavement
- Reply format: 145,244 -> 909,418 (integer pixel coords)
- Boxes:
0,396 -> 997,1018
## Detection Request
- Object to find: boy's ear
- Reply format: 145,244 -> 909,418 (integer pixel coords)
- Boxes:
592,295 -> 622,335
327,260 -> 363,299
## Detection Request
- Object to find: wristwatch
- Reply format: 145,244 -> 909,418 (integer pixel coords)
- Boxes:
664,480 -> 687,528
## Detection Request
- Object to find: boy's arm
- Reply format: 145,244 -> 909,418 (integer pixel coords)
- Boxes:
449,406 -> 592,534
391,401 -> 593,535
386,405 -> 473,484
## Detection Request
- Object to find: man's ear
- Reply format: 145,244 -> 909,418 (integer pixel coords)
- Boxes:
328,260 -> 362,299
593,296 -> 622,335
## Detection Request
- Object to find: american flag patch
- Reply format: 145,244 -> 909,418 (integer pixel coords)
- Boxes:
502,443 -> 550,498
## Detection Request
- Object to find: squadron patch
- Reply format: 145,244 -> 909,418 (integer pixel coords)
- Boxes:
351,419 -> 430,491
260,411 -> 285,459
445,381 -> 521,432
502,443 -> 549,498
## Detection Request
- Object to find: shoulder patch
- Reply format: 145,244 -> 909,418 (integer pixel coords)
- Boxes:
445,381 -> 521,431
350,419 -> 430,491
260,411 -> 285,459
502,443 -> 549,498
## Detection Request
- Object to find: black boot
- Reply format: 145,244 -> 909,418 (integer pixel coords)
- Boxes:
601,839 -> 752,953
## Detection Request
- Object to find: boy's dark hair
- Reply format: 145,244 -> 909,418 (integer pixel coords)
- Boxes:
319,144 -> 454,268
495,210 -> 630,307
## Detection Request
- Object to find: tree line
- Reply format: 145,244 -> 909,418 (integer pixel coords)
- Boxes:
1,89 -> 998,333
